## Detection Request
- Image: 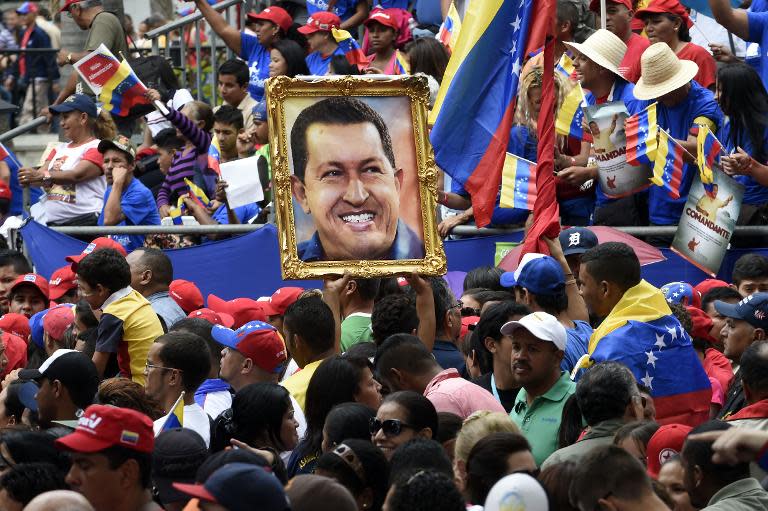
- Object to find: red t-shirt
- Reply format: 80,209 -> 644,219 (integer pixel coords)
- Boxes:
677,42 -> 717,90
620,33 -> 650,84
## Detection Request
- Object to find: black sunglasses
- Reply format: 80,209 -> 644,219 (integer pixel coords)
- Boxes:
369,417 -> 416,437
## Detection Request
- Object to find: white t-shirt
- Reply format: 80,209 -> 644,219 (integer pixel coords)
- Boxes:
154,403 -> 211,447
45,139 -> 106,223
145,89 -> 195,137
202,390 -> 232,419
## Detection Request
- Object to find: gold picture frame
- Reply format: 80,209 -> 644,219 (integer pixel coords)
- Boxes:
266,74 -> 446,279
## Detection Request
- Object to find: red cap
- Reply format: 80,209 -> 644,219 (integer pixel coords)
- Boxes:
260,287 -> 304,317
246,6 -> 293,32
0,181 -> 11,201
10,274 -> 49,300
298,12 -> 341,34
169,279 -> 204,314
212,321 -> 287,373
48,265 -> 78,301
66,237 -> 128,267
646,423 -> 692,477
686,306 -> 719,345
634,0 -> 693,28
694,279 -> 730,304
207,295 -> 267,329
589,0 -> 632,12
461,315 -> 480,339
43,306 -> 75,342
364,8 -> 400,30
59,0 -> 80,13
55,404 -> 154,454
0,313 -> 31,341
188,308 -> 235,328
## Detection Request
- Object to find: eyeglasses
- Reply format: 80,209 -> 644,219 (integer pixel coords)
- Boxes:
144,362 -> 181,373
449,300 -> 463,312
369,417 -> 416,437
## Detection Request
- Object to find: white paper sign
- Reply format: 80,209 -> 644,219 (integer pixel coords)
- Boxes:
220,156 -> 264,210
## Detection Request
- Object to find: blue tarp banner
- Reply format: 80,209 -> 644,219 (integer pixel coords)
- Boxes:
20,220 -> 767,299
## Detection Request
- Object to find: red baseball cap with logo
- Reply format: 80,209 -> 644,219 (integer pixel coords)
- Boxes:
170,279 -> 204,314
10,274 -> 49,300
0,313 -> 30,341
212,321 -> 287,373
246,6 -> 292,32
634,0 -> 693,28
646,423 -> 692,477
298,12 -> 341,34
188,308 -> 235,328
48,265 -> 78,301
43,306 -> 75,342
260,287 -> 304,317
207,295 -> 267,328
588,0 -> 632,12
55,404 -> 155,454
66,237 -> 128,267
364,9 -> 399,30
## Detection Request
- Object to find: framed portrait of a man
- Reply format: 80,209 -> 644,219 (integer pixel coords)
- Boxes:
266,75 -> 446,279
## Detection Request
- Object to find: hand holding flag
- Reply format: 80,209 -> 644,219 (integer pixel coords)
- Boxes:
696,124 -> 723,184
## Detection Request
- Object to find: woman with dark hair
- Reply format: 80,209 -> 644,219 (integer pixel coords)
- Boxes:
0,431 -> 70,475
329,55 -> 363,75
387,470 -> 464,511
371,391 -> 437,460
537,461 -> 579,511
316,439 -> 389,511
634,0 -> 716,89
716,63 -> 768,226
613,420 -> 660,466
464,432 -> 537,506
269,39 -> 311,78
322,403 -> 376,453
403,37 -> 449,84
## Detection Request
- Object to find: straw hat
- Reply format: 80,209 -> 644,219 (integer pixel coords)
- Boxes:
563,29 -> 627,77
633,42 -> 698,100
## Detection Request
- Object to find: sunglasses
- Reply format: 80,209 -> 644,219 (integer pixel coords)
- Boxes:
369,417 -> 416,437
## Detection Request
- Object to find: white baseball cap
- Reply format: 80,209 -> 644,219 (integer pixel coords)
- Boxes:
500,253 -> 546,288
500,311 -> 567,350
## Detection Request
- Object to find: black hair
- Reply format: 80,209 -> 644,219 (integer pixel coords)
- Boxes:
155,332 -> 212,393
283,295 -> 335,355
352,278 -> 380,302
75,299 -> 99,329
329,55 -> 362,75
465,432 -> 532,505
464,266 -> 505,292
323,402 -> 376,449
403,37 -> 450,84
436,412 -> 463,444
683,420 -> 750,485
613,421 -> 660,458
213,104 -> 244,132
102,445 -> 153,489
1,431 -> 69,472
169,318 -> 219,365
663,13 -> 691,42
388,470 -> 464,511
231,383 -> 293,452
374,334 -> 439,381
701,286 -> 742,312
315,439 -> 389,511
531,287 -> 569,315
371,294 -> 418,346
539,461 -> 579,511
556,0 -> 579,34
3,380 -> 29,422
0,250 -> 31,275
374,277 -> 405,301
469,290 -> 516,307
740,340 -> 768,395
576,361 -> 638,426
76,249 -> 131,293
272,39 -> 311,77
217,58 -> 249,87
290,97 -> 395,181
344,341 -> 377,360
717,63 -> 768,163
732,253 -> 768,285
382,391 -> 438,438
471,301 -> 531,374
558,394 -> 585,449
427,277 -> 456,337
195,449 -> 271,483
132,247 -> 174,286
389,438 -> 453,486
0,462 -> 67,506
153,127 -> 184,152
580,242 -> 641,292
668,302 -> 693,335
151,429 -> 209,494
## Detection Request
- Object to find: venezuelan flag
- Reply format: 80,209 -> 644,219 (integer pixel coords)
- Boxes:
437,3 -> 462,52
160,393 -> 184,432
696,124 -> 723,184
555,53 -> 575,79
332,28 -> 367,67
579,280 -> 711,426
625,102 -> 658,167
555,81 -> 585,139
168,206 -> 184,225
183,178 -> 211,208
500,153 -> 537,210
208,136 -> 221,176
393,51 -> 409,75
652,129 -> 686,200
100,59 -> 149,118
429,0 -> 541,227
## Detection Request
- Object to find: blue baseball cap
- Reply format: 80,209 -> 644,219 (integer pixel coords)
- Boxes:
29,309 -> 47,349
714,292 -> 768,330
559,227 -> 598,256
500,253 -> 546,288
252,101 -> 267,123
661,281 -> 694,305
516,256 -> 566,295
16,2 -> 38,14
211,321 -> 287,373
50,94 -> 97,118
16,381 -> 39,413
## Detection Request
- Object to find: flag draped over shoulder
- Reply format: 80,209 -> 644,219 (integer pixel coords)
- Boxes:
555,81 -> 585,140
652,130 -> 686,199
697,124 -> 723,184
332,28 -> 367,67
585,280 -> 711,426
625,102 -> 658,166
437,3 -> 462,52
429,0 -> 545,227
500,153 -> 537,209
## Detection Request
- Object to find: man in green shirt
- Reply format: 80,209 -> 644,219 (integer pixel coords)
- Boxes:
340,278 -> 379,352
505,311 -> 576,465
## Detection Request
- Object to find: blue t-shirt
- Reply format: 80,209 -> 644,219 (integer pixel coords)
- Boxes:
748,11 -> 768,89
717,119 -> 768,206
649,81 -> 723,224
306,46 -> 347,76
432,339 -> 466,375
240,32 -> 271,101
561,320 -> 592,373
415,0 -> 442,25
6,151 -> 42,216
375,0 -> 410,8
98,178 -> 161,252
306,0 -> 363,21
211,202 -> 261,224
508,125 -> 538,162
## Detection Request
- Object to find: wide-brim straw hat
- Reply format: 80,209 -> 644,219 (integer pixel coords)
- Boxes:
634,42 -> 699,100
563,29 -> 627,78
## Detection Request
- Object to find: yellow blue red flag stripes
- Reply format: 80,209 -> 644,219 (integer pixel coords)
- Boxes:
697,124 -> 723,184
394,51 -> 409,75
555,81 -> 585,139
625,102 -> 658,166
160,392 -> 185,432
652,129 -> 686,200
183,178 -> 211,208
429,0 -> 541,227
437,3 -> 462,51
555,53 -> 575,78
332,28 -> 367,67
500,153 -> 537,210
100,59 -> 149,117
207,136 -> 221,176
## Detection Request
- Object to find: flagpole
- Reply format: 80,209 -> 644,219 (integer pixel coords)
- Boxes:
600,0 -> 607,30
160,391 -> 185,431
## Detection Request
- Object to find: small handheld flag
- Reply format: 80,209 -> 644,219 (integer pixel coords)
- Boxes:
555,81 -> 586,140
393,51 -> 409,75
437,3 -> 462,52
500,153 -> 537,210
696,124 -> 723,184
332,28 -> 367,67
207,136 -> 221,176
652,129 -> 686,200
625,102 -> 658,167
160,391 -> 185,432
183,178 -> 211,208
555,53 -> 575,78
